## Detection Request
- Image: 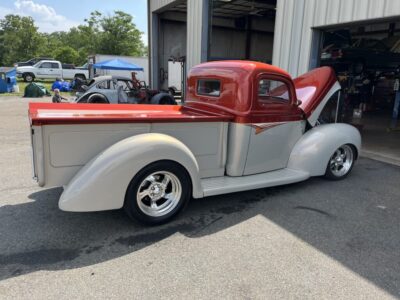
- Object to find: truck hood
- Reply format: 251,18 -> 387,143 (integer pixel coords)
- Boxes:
293,67 -> 339,126
17,66 -> 34,72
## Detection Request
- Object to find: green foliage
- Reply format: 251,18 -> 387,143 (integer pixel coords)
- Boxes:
98,11 -> 146,57
0,11 -> 147,67
0,15 -> 45,66
53,46 -> 80,64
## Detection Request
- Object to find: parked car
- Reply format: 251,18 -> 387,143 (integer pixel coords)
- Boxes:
75,75 -> 176,104
15,57 -> 54,67
28,61 -> 361,225
321,38 -> 400,73
16,60 -> 88,82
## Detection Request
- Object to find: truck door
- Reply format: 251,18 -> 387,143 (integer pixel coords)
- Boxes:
51,62 -> 62,78
37,62 -> 53,78
243,75 -> 305,175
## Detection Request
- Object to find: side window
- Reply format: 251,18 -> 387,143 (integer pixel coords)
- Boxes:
258,79 -> 290,103
114,80 -> 132,90
39,62 -> 52,69
119,80 -> 132,90
97,80 -> 110,89
197,79 -> 221,97
51,63 -> 60,69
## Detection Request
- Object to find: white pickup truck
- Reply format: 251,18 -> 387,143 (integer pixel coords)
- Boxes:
16,60 -> 89,82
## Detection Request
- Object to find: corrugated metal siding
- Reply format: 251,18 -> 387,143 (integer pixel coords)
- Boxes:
186,0 -> 205,71
150,0 -> 177,12
274,0 -> 400,77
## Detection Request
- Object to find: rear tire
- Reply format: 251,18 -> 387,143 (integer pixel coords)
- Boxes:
23,73 -> 34,82
87,93 -> 109,103
150,93 -> 177,105
124,161 -> 191,225
324,144 -> 356,180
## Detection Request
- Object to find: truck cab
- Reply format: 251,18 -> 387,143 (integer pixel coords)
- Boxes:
185,61 -> 306,176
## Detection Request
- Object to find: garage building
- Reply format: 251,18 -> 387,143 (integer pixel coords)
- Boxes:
148,0 -> 400,164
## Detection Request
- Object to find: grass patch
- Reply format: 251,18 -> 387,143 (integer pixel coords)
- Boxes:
0,79 -> 76,98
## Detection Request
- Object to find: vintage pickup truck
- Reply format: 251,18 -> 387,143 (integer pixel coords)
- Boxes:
29,61 -> 361,224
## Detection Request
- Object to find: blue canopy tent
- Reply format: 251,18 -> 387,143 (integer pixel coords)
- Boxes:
93,59 -> 144,71
0,67 -> 17,93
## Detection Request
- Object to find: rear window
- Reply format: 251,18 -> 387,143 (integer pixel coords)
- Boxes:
197,79 -> 221,97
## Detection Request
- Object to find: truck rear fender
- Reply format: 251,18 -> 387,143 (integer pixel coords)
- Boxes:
59,133 -> 202,212
287,123 -> 361,176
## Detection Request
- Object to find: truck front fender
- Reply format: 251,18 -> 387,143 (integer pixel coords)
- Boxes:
59,133 -> 202,212
287,123 -> 361,176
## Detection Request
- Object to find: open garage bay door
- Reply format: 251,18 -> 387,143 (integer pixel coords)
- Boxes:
317,20 -> 400,165
209,0 -> 276,63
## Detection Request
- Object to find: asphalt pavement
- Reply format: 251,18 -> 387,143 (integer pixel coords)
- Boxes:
0,96 -> 399,299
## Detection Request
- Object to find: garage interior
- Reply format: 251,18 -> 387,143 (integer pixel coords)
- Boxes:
155,0 -> 276,91
208,0 -> 276,62
318,20 -> 400,164
156,3 -> 187,91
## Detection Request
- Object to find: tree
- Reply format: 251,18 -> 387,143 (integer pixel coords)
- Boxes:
0,11 -> 147,67
0,15 -> 44,66
96,11 -> 146,57
53,46 -> 80,64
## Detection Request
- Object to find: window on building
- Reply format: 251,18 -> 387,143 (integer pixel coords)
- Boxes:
258,79 -> 290,103
197,79 -> 221,97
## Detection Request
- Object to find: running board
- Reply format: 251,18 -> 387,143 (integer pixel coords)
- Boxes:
201,168 -> 310,197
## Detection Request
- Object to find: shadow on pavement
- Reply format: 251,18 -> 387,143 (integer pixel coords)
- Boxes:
0,158 -> 399,296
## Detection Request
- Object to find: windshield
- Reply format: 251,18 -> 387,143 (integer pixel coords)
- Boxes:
33,61 -> 43,68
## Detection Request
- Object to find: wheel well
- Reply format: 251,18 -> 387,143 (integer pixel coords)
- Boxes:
88,93 -> 109,103
75,73 -> 86,79
347,143 -> 358,160
124,159 -> 193,204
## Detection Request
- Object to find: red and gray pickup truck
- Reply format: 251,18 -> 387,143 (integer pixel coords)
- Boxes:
29,61 -> 361,224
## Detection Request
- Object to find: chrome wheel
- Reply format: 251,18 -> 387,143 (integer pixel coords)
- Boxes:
136,171 -> 182,217
329,145 -> 354,177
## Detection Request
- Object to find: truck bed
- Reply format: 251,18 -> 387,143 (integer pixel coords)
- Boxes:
29,102 -> 231,188
29,103 -> 233,125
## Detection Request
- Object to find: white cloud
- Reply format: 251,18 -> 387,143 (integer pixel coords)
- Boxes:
11,0 -> 80,32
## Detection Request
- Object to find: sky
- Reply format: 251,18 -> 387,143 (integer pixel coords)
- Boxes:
0,0 -> 148,44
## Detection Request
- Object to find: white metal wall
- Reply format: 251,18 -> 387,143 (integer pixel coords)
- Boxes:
273,0 -> 400,77
149,0 -> 177,12
186,0 -> 208,71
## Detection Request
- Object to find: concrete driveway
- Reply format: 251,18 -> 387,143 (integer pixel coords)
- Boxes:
0,96 -> 399,299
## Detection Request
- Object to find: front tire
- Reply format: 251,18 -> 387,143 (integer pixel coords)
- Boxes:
124,161 -> 191,225
325,144 -> 356,180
